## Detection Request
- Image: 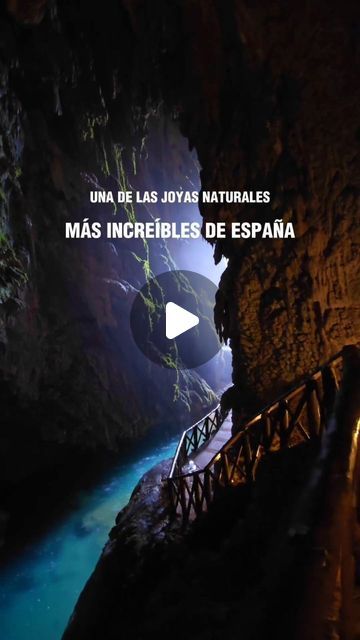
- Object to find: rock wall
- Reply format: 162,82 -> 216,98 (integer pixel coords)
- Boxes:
119,0 -> 360,402
0,1 -> 216,489
210,1 -> 360,401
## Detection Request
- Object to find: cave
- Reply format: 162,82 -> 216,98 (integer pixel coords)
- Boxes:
0,1 -> 359,639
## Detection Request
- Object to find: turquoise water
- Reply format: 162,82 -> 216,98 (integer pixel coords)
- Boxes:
0,437 -> 177,640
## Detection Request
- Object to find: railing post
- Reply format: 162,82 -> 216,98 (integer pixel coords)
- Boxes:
180,444 -> 187,469
193,473 -> 203,517
322,364 -> 339,428
179,477 -> 188,523
306,379 -> 321,439
216,407 -> 221,429
262,412 -> 272,451
243,434 -> 254,481
203,417 -> 208,440
167,479 -> 176,517
203,469 -> 212,509
279,400 -> 289,448
193,426 -> 198,451
221,450 -> 230,486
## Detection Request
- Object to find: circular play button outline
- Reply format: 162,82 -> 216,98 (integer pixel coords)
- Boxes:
165,301 -> 199,339
130,270 -> 221,369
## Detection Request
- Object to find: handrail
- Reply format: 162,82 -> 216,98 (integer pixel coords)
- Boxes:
168,404 -> 227,479
169,431 -> 187,479
205,350 -> 342,471
168,349 -> 344,522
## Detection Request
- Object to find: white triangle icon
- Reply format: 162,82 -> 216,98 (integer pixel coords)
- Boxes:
165,302 -> 199,339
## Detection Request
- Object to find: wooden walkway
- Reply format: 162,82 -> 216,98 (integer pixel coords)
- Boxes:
168,350 -> 345,523
188,415 -> 232,471
166,346 -> 360,639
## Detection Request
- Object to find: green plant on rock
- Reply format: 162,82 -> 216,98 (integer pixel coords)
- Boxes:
0,230 -> 7,247
81,111 -> 109,143
108,142 -> 191,410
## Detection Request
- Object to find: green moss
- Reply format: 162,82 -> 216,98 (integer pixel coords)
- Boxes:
109,144 -> 193,410
81,112 -> 109,142
173,383 -> 181,401
161,353 -> 178,369
140,293 -> 157,315
132,149 -> 137,176
100,137 -> 111,177
113,145 -> 136,223
131,251 -> 155,282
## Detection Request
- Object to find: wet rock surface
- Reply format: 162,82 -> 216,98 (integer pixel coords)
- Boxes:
62,458 -> 182,640
119,0 -> 360,400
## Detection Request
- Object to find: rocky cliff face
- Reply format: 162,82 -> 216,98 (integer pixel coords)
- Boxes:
0,1 -> 218,492
117,0 -> 360,403
209,1 -> 360,401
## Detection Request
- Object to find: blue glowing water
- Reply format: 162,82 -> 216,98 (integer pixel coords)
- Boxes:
0,437 -> 177,640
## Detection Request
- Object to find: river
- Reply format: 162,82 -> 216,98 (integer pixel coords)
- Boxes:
0,437 -> 178,640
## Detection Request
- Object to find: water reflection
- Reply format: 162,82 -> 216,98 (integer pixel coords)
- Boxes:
0,438 -> 177,640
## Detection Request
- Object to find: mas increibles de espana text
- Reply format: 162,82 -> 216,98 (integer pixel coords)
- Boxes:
65,190 -> 296,240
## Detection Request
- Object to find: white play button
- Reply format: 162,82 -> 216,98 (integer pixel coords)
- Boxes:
165,302 -> 199,339
131,270 -> 221,368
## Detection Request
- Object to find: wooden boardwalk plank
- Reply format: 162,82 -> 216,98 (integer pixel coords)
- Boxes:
186,416 -> 232,470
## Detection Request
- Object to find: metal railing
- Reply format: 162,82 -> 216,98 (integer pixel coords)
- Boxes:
168,351 -> 344,522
